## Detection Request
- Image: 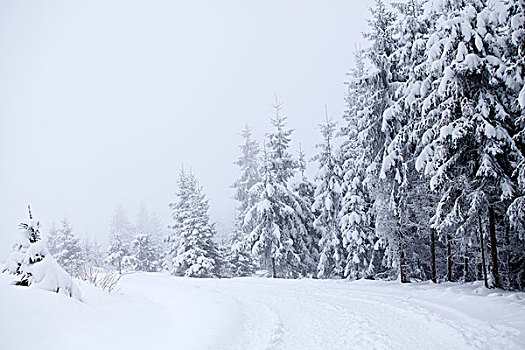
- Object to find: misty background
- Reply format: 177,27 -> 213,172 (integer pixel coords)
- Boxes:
0,0 -> 375,258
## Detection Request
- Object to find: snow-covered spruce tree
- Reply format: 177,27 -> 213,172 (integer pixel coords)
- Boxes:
110,204 -> 136,245
167,169 -> 220,277
291,145 -> 319,277
136,202 -> 151,239
506,169 -> 525,290
244,100 -> 311,278
131,234 -> 160,272
46,222 -> 60,257
414,0 -> 522,287
374,0 -> 441,282
4,206 -> 81,299
228,125 -> 260,276
4,207 -> 41,278
81,237 -> 104,269
347,0 -> 399,280
339,49 -> 376,280
232,125 -> 262,218
104,205 -> 135,274
500,0 -> 525,111
501,0 -> 525,290
226,231 -> 257,277
48,217 -> 84,276
244,146 -> 296,277
313,112 -> 344,279
105,233 -> 132,274
150,209 -> 166,243
149,209 -> 169,270
265,100 -> 315,277
134,203 -> 165,272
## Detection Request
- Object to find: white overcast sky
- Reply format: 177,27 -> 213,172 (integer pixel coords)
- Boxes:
0,0 -> 376,258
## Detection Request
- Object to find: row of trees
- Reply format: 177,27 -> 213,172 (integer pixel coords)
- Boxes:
42,204 -> 166,278
39,174 -> 222,279
104,204 -> 165,274
224,0 -> 525,290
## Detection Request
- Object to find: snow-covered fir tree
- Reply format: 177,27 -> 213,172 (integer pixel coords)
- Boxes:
148,209 -> 168,270
374,0 -> 436,282
134,203 -> 164,272
266,102 -> 317,276
167,169 -> 220,277
244,146 -> 295,277
227,125 -> 260,276
291,145 -> 319,277
339,0 -> 401,280
136,202 -> 151,238
104,205 -> 135,274
313,111 -> 344,278
244,100 -> 311,277
131,234 -> 160,272
110,204 -> 136,245
81,237 -> 104,269
232,125 -> 261,218
105,233 -> 132,274
47,217 -> 84,276
339,48 -> 376,279
501,0 -> 525,290
4,207 -> 42,278
226,231 -> 257,277
150,210 -> 166,244
47,222 -> 60,257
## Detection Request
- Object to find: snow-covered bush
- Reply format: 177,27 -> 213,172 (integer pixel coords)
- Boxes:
4,208 -> 82,300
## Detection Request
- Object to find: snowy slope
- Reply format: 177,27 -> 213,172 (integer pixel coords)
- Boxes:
1,272 -> 524,350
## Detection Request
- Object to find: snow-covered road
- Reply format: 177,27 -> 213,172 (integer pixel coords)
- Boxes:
207,278 -> 524,350
2,273 -> 524,350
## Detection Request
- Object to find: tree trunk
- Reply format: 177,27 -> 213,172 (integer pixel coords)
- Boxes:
399,244 -> 407,283
488,206 -> 500,288
463,253 -> 469,282
505,220 -> 511,288
447,234 -> 452,282
430,229 -> 436,283
479,216 -> 488,288
476,263 -> 482,280
368,242 -> 384,278
271,257 -> 276,278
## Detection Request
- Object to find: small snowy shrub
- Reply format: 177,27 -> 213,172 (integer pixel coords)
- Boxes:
3,207 -> 82,300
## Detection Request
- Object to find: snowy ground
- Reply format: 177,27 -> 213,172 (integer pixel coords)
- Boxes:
1,272 -> 524,350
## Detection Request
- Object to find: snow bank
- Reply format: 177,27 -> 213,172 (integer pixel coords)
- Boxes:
0,273 -> 242,350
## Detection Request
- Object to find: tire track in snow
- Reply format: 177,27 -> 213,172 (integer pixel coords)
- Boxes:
311,288 -> 521,350
211,279 -> 520,350
214,281 -> 395,349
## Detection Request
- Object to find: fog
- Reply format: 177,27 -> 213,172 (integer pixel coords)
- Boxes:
0,0 -> 375,258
